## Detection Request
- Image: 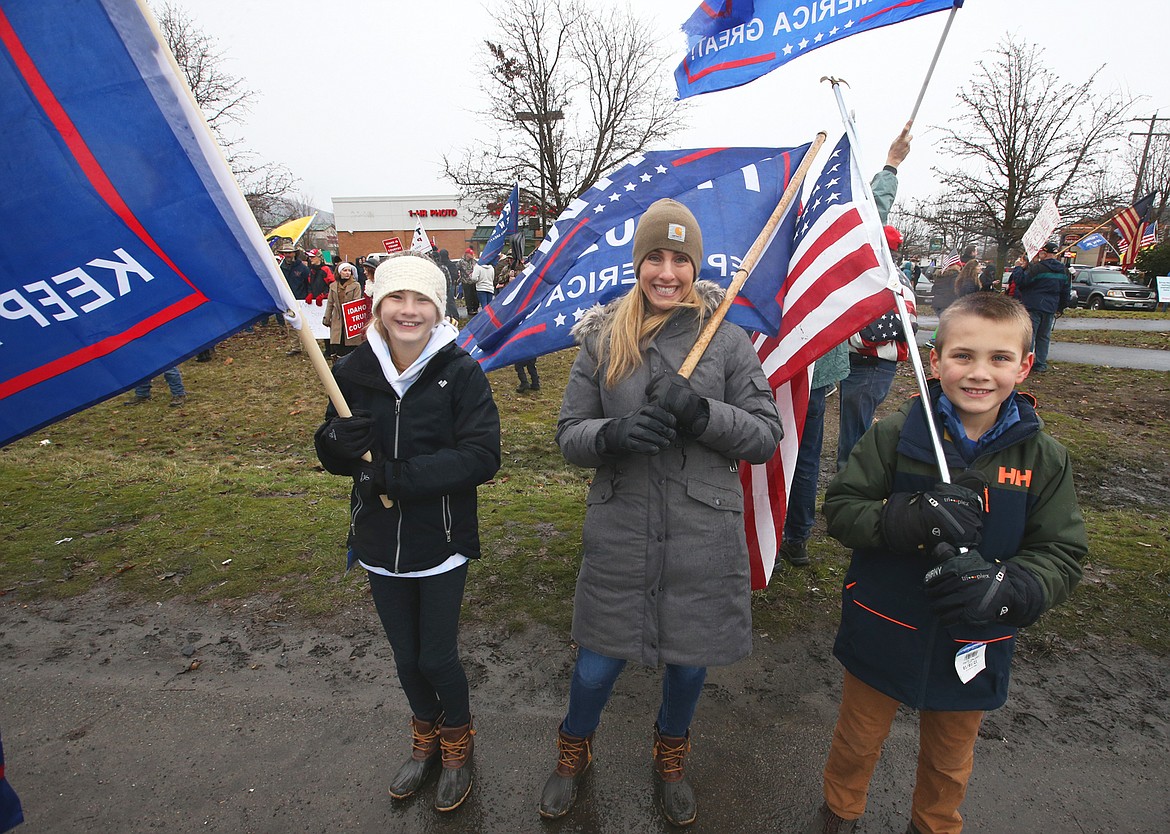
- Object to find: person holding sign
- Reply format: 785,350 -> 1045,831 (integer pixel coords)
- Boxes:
807,293 -> 1087,834
321,262 -> 366,359
314,254 -> 501,813
539,199 -> 783,826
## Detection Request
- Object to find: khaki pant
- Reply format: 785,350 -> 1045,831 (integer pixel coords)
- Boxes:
823,671 -> 984,834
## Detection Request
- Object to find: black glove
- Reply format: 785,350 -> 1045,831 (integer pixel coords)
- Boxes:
647,373 -> 710,437
353,455 -> 388,502
600,405 -> 677,455
318,411 -> 376,460
924,545 -> 1045,628
880,470 -> 987,555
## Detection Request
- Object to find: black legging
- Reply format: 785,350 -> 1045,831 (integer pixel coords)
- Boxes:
368,563 -> 470,726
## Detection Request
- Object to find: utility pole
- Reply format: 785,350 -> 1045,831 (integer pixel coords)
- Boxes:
1130,113 -> 1170,202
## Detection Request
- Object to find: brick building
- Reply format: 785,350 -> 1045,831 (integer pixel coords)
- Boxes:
332,194 -> 482,261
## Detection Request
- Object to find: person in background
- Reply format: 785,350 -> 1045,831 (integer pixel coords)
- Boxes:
322,262 -> 366,360
1013,241 -> 1072,373
305,249 -> 333,305
540,199 -> 783,826
457,248 -> 477,316
833,123 -> 916,474
281,245 -> 311,356
314,254 -> 500,814
125,366 -> 186,408
472,257 -> 496,313
433,249 -> 462,320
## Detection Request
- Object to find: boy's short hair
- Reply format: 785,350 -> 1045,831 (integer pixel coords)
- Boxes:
936,293 -> 1032,354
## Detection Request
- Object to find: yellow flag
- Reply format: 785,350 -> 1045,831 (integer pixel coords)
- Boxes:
265,213 -> 316,246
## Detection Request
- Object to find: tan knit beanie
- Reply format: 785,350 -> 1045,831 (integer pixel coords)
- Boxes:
371,253 -> 446,314
632,198 -> 703,277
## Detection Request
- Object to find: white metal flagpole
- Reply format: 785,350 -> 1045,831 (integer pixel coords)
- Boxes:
823,77 -> 952,483
908,3 -> 962,126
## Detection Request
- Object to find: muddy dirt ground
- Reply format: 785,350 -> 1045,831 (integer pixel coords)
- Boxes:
2,590 -> 1167,833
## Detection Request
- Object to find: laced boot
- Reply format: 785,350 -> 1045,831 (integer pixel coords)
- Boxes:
805,801 -> 858,834
387,713 -> 442,800
434,719 -> 475,812
538,725 -> 593,819
652,725 -> 697,827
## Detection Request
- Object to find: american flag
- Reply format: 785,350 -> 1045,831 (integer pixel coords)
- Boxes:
742,133 -> 899,588
1116,192 -> 1156,267
1117,220 -> 1158,255
940,249 -> 962,270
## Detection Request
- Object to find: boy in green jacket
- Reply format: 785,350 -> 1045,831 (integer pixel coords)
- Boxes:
807,293 -> 1088,834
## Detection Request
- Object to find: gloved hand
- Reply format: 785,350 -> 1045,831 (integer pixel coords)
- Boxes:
600,405 -> 677,455
647,373 -> 710,437
318,411 -> 377,460
315,294 -> 324,306
880,470 -> 987,555
924,545 -> 1045,627
353,456 -> 387,502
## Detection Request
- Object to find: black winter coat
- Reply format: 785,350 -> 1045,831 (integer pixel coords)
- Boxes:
314,341 -> 501,573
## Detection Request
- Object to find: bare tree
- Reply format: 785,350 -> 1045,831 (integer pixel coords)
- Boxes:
444,0 -> 685,230
154,2 -> 298,223
1125,134 -> 1170,226
931,37 -> 1133,269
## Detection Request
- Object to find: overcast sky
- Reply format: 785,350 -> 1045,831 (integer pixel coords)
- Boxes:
180,0 -> 1168,212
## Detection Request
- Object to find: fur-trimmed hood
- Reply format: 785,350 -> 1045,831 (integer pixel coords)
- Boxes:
570,279 -> 725,347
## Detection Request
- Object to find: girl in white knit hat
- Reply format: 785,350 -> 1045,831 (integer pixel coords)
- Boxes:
314,252 -> 501,813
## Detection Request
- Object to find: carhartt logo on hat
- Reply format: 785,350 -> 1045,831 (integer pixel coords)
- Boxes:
667,223 -> 687,243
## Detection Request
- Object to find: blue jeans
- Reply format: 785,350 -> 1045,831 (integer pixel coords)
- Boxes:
477,290 -> 494,309
837,358 -> 897,470
563,646 -> 707,738
135,367 -> 185,399
783,384 -> 829,544
1029,310 -> 1055,370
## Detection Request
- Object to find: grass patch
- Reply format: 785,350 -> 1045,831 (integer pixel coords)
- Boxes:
1053,330 -> 1170,350
2,325 -> 1167,655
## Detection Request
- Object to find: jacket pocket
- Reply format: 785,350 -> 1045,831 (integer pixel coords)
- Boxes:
586,473 -> 615,505
685,477 -> 743,513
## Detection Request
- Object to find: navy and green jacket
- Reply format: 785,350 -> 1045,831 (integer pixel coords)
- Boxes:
825,383 -> 1087,711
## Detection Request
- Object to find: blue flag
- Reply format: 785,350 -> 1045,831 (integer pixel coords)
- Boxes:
1077,232 -> 1108,251
676,0 -> 963,99
479,182 -> 519,266
458,144 -> 810,372
0,1 -> 295,447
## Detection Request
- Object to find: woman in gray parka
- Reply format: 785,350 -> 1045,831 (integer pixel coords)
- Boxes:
538,199 -> 783,827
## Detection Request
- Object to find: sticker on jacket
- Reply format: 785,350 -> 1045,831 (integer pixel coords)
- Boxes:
955,641 -> 987,684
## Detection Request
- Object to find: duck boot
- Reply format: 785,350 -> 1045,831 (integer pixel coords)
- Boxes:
652,726 -> 697,827
387,714 -> 443,800
805,801 -> 858,834
538,726 -> 593,819
434,719 -> 475,812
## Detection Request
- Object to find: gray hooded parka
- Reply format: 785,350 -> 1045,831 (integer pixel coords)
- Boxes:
556,281 -> 783,668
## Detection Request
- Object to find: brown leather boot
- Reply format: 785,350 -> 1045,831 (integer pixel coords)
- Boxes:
537,725 -> 593,819
652,725 -> 697,827
805,801 -> 858,833
387,714 -> 442,800
434,719 -> 475,812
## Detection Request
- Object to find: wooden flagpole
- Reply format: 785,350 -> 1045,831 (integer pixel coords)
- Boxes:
295,315 -> 393,508
677,132 -> 828,379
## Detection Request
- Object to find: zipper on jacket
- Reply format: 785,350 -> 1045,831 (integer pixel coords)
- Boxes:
350,491 -> 363,537
393,398 -> 404,573
442,494 -> 452,543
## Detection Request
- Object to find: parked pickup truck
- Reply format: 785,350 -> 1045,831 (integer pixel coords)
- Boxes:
1069,267 -> 1157,311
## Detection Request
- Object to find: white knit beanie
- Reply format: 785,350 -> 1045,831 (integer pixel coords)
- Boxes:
370,253 -> 446,314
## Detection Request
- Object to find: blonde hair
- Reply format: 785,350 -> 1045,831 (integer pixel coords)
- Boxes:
600,281 -> 704,389
936,293 -> 1032,354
